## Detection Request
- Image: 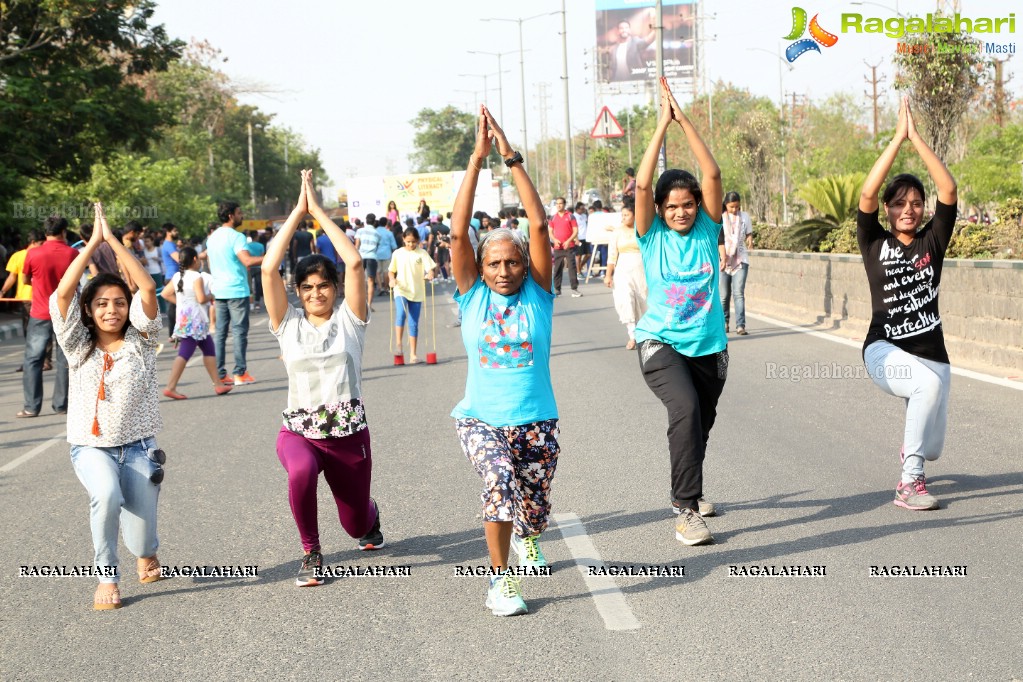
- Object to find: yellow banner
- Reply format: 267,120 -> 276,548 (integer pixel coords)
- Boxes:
383,172 -> 458,218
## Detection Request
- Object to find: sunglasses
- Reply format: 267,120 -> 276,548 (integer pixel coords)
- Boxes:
147,448 -> 166,485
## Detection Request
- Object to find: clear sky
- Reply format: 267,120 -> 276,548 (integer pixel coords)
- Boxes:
152,0 -> 1018,194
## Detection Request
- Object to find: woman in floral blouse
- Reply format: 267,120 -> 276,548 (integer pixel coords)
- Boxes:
262,170 -> 385,587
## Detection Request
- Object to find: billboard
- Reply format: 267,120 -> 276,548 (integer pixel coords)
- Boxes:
346,169 -> 500,225
595,0 -> 697,83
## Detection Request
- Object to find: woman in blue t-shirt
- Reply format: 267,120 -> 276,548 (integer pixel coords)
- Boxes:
635,78 -> 727,547
450,105 -> 555,617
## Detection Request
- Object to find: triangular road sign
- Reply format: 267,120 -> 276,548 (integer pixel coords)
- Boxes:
591,106 -> 625,139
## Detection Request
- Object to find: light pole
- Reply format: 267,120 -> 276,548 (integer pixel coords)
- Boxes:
557,0 -> 575,202
748,45 -> 793,225
482,12 -> 557,172
467,49 -> 520,123
458,71 -> 505,112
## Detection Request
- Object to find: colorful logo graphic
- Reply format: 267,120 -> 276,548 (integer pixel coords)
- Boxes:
784,7 -> 838,62
391,178 -> 415,198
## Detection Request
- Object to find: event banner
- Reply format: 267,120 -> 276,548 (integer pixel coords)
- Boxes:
346,170 -> 498,225
595,0 -> 697,83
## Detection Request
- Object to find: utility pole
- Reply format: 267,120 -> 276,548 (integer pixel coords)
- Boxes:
247,122 -> 256,211
864,60 -> 885,143
537,82 -> 551,198
560,0 -> 574,203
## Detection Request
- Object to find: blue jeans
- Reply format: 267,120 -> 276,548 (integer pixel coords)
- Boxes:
214,297 -> 250,378
864,341 -> 951,483
720,263 -> 749,329
23,317 -> 68,414
70,437 -> 161,584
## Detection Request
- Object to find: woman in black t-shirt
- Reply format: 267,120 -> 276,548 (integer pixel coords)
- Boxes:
857,96 -> 957,512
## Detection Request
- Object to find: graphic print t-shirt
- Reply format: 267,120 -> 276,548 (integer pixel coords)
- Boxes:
857,200 -> 956,365
451,274 -> 557,427
634,209 -> 726,357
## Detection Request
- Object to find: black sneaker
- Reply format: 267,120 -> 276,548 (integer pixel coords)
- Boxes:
296,550 -> 324,587
358,499 -> 385,550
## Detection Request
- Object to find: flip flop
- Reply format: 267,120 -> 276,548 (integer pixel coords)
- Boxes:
137,557 -> 164,584
93,585 -> 122,610
15,410 -> 38,418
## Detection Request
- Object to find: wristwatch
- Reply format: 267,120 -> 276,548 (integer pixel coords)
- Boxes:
504,151 -> 523,167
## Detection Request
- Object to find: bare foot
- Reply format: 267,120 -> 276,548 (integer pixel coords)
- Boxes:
625,339 -> 636,350
94,583 -> 122,610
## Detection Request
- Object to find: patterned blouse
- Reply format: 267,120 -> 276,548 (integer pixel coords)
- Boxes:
50,291 -> 163,446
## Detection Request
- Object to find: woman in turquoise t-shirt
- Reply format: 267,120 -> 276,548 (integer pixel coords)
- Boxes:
450,105 -> 555,618
635,78 -> 728,547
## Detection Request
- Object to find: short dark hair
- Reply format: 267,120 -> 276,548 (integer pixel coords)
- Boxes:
26,229 -> 44,244
43,215 -> 68,237
882,173 -> 926,206
625,167 -> 635,177
217,201 -> 241,224
621,197 -> 636,212
123,220 -> 142,235
403,227 -> 420,241
294,254 -> 339,290
365,213 -> 376,224
723,191 -> 741,206
654,169 -> 703,209
376,217 -> 388,228
161,222 -> 176,232
79,223 -> 94,240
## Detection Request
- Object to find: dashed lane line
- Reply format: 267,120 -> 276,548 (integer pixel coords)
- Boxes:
552,512 -> 641,631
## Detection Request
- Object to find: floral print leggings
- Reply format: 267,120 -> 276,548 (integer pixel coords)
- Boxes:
455,418 -> 560,538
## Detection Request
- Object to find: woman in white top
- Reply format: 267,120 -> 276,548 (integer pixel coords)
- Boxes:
51,203 -> 166,610
604,198 -> 647,348
160,247 -> 233,399
262,170 -> 384,588
718,191 -> 753,335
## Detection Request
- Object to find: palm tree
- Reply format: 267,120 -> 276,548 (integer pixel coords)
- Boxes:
786,172 -> 866,251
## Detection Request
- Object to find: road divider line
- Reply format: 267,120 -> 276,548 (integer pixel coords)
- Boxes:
748,312 -> 1023,391
1,432 -> 65,473
552,512 -> 640,631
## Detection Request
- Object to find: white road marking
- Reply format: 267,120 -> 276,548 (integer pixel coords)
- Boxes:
552,512 -> 641,631
747,312 -> 1023,391
1,432 -> 65,473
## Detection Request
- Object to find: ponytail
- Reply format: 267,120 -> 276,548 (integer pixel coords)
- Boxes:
177,247 -> 198,293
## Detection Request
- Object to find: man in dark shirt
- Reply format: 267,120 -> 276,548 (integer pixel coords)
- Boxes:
19,215 -> 78,417
290,220 -> 316,272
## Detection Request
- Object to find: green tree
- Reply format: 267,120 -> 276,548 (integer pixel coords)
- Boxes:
785,172 -> 866,250
952,122 -> 1023,209
409,107 -> 498,173
0,0 -> 182,210
892,20 -> 987,160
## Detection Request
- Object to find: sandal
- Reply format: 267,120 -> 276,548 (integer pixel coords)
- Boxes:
15,410 -> 39,418
137,556 -> 164,583
214,384 -> 233,395
93,584 -> 122,610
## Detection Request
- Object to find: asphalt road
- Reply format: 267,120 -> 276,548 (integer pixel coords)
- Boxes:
1,278 -> 1021,681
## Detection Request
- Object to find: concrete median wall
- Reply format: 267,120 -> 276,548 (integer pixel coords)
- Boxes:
745,250 -> 1023,376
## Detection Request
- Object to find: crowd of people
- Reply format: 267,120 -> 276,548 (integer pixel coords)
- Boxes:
2,85 -> 957,617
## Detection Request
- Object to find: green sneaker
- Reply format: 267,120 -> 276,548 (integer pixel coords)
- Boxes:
510,534 -> 547,568
485,572 -> 528,617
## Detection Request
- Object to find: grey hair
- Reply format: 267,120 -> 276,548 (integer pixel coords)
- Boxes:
476,227 -> 530,271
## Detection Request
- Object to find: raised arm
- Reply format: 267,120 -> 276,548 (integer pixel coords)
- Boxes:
906,99 -> 956,206
100,205 -> 158,320
635,81 -> 674,237
55,204 -> 104,318
262,173 -> 309,331
861,96 -> 909,214
665,79 -> 722,222
450,107 -> 491,294
304,171 -> 367,321
485,107 -> 551,291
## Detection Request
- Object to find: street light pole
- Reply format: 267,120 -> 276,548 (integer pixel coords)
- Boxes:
559,0 -> 574,202
482,12 -> 556,172
467,50 -> 520,123
748,45 -> 793,225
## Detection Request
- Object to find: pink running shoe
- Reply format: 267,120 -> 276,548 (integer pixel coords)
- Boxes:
894,476 -> 939,510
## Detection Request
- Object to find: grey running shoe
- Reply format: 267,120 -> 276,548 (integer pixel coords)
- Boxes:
675,508 -> 714,546
296,550 -> 324,587
894,476 -> 939,510
671,496 -> 716,517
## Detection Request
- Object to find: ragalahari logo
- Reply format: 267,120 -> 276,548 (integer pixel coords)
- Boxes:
784,7 -> 838,62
